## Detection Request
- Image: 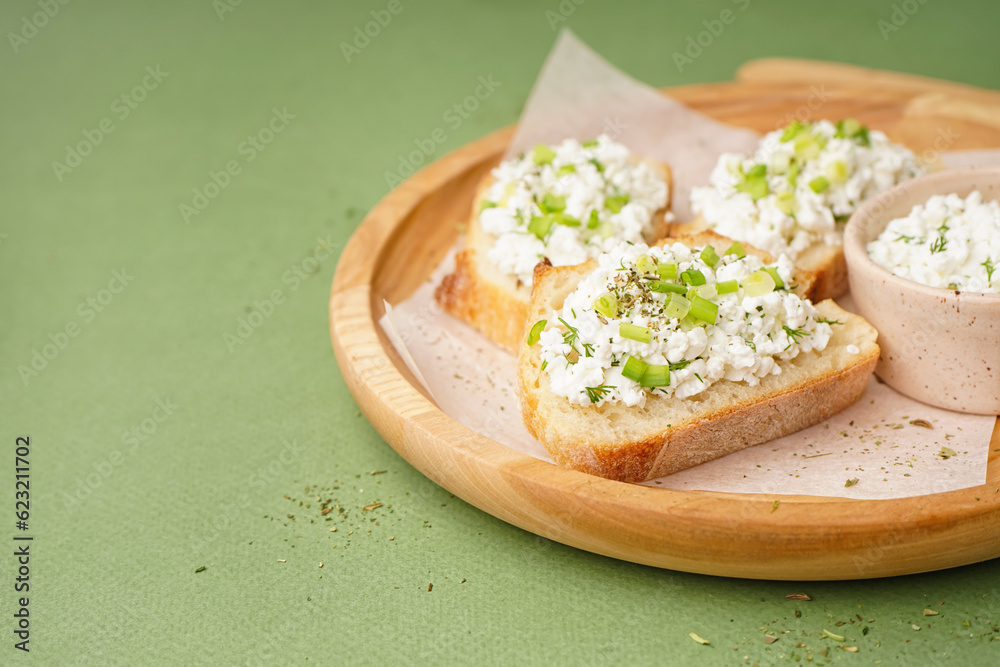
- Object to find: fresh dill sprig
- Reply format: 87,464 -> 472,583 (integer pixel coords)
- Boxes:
984,257 -> 996,282
584,385 -> 615,403
783,325 -> 809,342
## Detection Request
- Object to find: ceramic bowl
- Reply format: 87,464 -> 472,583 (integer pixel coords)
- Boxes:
844,167 -> 1000,415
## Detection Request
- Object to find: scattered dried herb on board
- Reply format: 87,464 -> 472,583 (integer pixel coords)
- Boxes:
689,632 -> 709,645
786,593 -> 812,601
845,478 -> 859,487
910,419 -> 933,429
194,566 -> 206,573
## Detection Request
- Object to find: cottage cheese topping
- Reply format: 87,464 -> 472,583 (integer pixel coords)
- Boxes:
534,241 -> 833,408
867,190 -> 1000,294
691,119 -> 923,260
479,136 -> 669,286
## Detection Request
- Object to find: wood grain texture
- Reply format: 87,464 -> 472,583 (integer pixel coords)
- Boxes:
330,59 -> 1000,579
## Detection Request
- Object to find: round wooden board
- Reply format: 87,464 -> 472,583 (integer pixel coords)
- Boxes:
330,59 -> 1000,580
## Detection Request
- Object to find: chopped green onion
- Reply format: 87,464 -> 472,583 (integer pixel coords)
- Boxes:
680,269 -> 706,286
694,284 -> 717,300
700,245 -> 720,267
593,293 -> 618,318
650,281 -> 687,295
552,212 -> 580,227
836,118 -> 861,138
776,191 -> 796,216
605,194 -> 630,213
540,193 -> 566,213
794,133 -> 821,161
596,221 -> 614,239
621,356 -> 648,382
532,144 -> 556,165
742,270 -> 776,297
479,200 -> 497,213
635,253 -> 656,274
716,279 -> 738,294
557,164 -> 576,176
657,262 -> 678,279
809,176 -> 830,193
688,294 -> 718,324
527,215 -> 554,239
582,139 -> 599,148
619,322 -> 652,344
855,126 -> 870,147
589,158 -> 604,173
587,209 -> 600,229
780,121 -> 807,142
662,294 -> 691,319
639,364 -> 669,387
771,152 -> 791,174
826,160 -> 849,184
736,176 -> 769,201
527,319 -> 546,346
746,164 -> 767,179
787,161 -> 800,186
763,266 -> 785,289
724,242 -> 746,259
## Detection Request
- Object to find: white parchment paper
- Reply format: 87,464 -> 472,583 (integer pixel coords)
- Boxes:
377,31 -> 996,499
505,31 -> 761,221
381,252 -> 993,500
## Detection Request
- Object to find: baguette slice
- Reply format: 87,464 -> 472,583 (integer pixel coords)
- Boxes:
671,217 -> 847,302
517,239 -> 878,483
435,160 -> 672,352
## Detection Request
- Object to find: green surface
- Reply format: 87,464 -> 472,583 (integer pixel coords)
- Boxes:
4,0 -> 1000,663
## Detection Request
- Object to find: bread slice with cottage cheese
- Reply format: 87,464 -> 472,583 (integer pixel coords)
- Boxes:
435,147 -> 671,353
680,119 -> 924,302
516,233 -> 878,483
670,217 -> 847,302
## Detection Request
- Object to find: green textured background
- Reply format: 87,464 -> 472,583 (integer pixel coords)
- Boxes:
3,0 -> 1000,664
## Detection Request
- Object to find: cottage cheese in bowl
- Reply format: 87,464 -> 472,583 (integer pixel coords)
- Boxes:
866,190 -> 1000,294
843,166 -> 1000,415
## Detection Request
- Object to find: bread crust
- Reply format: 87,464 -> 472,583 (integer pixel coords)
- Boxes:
517,247 -> 879,483
670,217 -> 847,301
434,159 -> 672,352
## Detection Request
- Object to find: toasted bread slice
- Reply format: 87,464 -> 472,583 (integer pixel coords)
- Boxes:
517,242 -> 878,483
435,160 -> 672,352
670,217 -> 847,302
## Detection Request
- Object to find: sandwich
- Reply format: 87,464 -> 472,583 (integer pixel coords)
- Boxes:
435,135 -> 672,351
517,232 -> 879,482
683,119 -> 923,300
